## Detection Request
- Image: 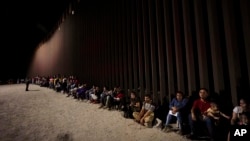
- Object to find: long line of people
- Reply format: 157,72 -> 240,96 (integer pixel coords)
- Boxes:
32,75 -> 250,141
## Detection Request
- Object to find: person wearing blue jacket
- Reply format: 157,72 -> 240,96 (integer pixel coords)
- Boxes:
163,91 -> 188,134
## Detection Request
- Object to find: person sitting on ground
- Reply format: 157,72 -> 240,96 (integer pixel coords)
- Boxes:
99,86 -> 110,108
231,98 -> 250,125
187,88 -> 215,140
109,89 -> 125,110
227,112 -> 250,141
133,94 -> 155,127
86,85 -> 96,101
152,100 -> 168,130
162,91 -> 188,134
238,112 -> 250,125
76,84 -> 87,100
103,86 -> 119,109
90,86 -> 101,103
205,101 -> 230,126
123,91 -> 141,118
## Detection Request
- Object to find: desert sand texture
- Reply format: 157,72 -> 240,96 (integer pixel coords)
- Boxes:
0,84 -> 190,141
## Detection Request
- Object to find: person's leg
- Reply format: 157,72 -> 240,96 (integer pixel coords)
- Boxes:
26,83 -> 29,91
133,112 -> 140,121
204,116 -> 214,139
163,111 -> 174,131
144,113 -> 154,127
105,96 -> 110,107
188,114 -> 195,135
176,112 -> 182,130
128,106 -> 134,118
165,112 -> 174,126
120,97 -> 126,110
107,96 -> 113,109
83,91 -> 88,100
153,118 -> 162,128
113,100 -> 120,110
88,93 -> 92,101
99,94 -> 104,106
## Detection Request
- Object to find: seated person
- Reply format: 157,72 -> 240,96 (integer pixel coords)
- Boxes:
77,84 -> 88,100
231,98 -> 250,125
163,91 -> 188,134
239,112 -> 250,125
133,94 -> 155,127
187,88 -> 214,140
106,88 -> 125,110
68,82 -> 78,97
90,86 -> 101,103
227,112 -> 250,141
123,91 -> 141,118
85,85 -> 96,101
99,86 -> 110,108
102,87 -> 118,109
205,102 -> 230,126
54,81 -> 62,92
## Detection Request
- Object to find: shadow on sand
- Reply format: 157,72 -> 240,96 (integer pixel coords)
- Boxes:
26,90 -> 40,91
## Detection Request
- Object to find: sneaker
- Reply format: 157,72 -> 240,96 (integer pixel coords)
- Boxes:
99,105 -> 104,109
153,120 -> 162,128
162,126 -> 172,133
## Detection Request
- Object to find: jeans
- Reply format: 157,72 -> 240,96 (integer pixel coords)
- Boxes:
188,114 -> 214,138
165,110 -> 182,130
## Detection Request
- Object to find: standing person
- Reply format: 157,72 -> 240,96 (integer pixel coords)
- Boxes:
25,77 -> 31,91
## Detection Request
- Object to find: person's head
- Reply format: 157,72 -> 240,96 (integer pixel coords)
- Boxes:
239,98 -> 248,109
130,91 -> 136,99
241,112 -> 250,125
210,102 -> 219,111
103,86 -> 108,91
176,91 -> 184,101
95,87 -> 99,91
199,88 -> 209,100
114,85 -> 120,91
144,94 -> 152,103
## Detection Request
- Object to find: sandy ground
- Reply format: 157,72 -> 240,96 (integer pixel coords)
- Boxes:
0,84 -> 190,141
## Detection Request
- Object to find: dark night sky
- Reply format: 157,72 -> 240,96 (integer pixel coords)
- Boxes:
1,0 -> 70,81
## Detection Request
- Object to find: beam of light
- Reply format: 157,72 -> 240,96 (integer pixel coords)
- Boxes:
28,23 -> 65,77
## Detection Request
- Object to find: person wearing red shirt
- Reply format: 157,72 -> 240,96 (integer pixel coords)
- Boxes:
187,88 -> 214,140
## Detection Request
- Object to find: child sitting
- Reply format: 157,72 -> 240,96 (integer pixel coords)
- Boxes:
227,112 -> 250,141
205,102 -> 230,125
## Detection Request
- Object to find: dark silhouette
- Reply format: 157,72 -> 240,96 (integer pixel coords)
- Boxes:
25,77 -> 31,91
